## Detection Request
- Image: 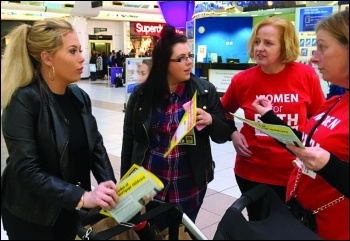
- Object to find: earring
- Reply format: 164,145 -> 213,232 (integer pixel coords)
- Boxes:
49,65 -> 55,81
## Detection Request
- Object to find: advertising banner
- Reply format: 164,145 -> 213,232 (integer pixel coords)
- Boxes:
124,57 -> 152,107
298,6 -> 333,32
295,6 -> 335,64
295,6 -> 335,96
186,20 -> 194,40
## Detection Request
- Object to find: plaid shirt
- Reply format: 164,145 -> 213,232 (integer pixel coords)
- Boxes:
143,83 -> 201,213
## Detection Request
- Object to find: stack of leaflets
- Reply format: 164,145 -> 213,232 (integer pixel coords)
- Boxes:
100,164 -> 164,223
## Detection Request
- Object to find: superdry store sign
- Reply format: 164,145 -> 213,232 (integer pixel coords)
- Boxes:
130,22 -> 184,36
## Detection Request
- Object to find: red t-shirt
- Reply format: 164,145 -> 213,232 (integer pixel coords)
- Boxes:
286,92 -> 349,240
221,62 -> 325,186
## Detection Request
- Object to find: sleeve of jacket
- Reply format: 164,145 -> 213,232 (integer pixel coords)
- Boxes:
315,153 -> 349,198
206,81 -> 236,143
120,86 -> 138,178
259,110 -> 302,155
260,110 -> 303,140
80,89 -> 116,184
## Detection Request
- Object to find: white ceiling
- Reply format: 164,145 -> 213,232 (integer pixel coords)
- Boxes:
1,1 -> 341,22
1,1 -> 163,22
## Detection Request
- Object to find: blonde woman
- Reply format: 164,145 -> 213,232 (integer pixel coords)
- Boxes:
1,18 -> 118,239
221,17 -> 326,221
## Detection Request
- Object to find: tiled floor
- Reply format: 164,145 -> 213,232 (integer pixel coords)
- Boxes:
1,79 -> 245,240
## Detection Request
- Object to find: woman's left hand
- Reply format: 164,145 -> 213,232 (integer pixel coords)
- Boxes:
286,144 -> 330,171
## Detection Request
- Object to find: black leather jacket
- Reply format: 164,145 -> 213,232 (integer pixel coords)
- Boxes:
121,74 -> 235,190
1,79 -> 116,226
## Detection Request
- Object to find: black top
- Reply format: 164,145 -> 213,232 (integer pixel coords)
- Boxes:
54,90 -> 91,190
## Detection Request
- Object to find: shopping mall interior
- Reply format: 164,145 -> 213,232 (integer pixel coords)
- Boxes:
1,1 -> 348,240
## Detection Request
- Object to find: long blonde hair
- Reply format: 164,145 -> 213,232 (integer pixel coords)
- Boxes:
1,18 -> 74,109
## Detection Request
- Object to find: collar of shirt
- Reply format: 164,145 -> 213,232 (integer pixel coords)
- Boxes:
163,83 -> 186,99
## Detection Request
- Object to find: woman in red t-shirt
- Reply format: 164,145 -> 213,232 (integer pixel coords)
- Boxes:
221,17 -> 325,221
253,10 -> 349,240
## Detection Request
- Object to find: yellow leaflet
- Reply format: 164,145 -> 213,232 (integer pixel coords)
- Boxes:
164,91 -> 197,157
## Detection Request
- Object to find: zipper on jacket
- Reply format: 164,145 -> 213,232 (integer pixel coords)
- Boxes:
141,123 -> 150,162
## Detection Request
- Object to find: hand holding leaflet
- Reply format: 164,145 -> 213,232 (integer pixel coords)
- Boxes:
164,91 -> 197,157
100,164 -> 164,223
231,113 -> 304,148
183,100 -> 205,131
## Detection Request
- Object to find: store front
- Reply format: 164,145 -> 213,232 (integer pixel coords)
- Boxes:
128,22 -> 162,57
128,21 -> 184,57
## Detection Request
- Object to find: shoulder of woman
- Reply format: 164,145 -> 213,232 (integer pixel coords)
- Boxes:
190,76 -> 217,94
70,85 -> 92,102
6,83 -> 42,112
15,83 -> 41,101
78,87 -> 90,98
289,61 -> 315,72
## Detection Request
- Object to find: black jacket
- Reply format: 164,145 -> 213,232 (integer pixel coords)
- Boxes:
121,74 -> 235,190
1,78 -> 116,226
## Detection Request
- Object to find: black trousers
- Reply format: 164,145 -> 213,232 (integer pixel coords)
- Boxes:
1,207 -> 79,240
235,174 -> 287,221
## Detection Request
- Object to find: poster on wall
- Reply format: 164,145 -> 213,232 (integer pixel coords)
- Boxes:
197,45 -> 206,62
208,69 -> 241,94
187,39 -> 195,73
298,7 -> 334,32
124,57 -> 152,108
298,31 -> 316,63
295,6 -> 335,97
186,20 -> 194,40
295,6 -> 335,64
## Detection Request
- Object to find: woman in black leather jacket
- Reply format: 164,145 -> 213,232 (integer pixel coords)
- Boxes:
1,19 -> 118,240
121,25 -> 236,227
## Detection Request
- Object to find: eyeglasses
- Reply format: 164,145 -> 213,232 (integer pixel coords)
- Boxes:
169,54 -> 194,63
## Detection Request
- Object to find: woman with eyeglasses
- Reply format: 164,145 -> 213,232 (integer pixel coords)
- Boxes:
121,25 -> 235,229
